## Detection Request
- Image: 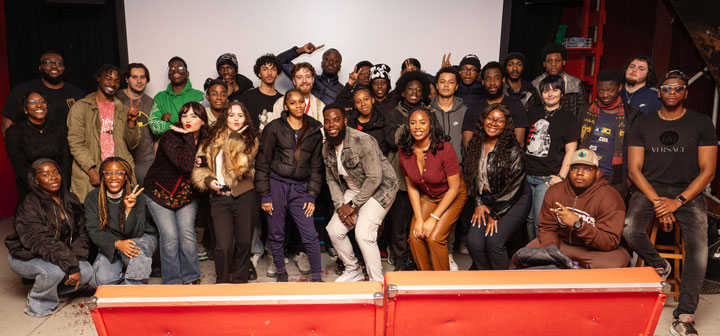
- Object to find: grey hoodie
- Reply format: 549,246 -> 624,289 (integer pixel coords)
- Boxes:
431,96 -> 468,160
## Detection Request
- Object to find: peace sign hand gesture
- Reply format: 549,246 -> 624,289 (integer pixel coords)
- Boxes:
348,66 -> 360,86
124,185 -> 145,214
441,53 -> 452,68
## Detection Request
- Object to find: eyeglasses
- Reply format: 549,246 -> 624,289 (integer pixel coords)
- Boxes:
41,60 -> 63,67
102,171 -> 127,178
168,66 -> 186,72
660,85 -> 686,94
485,117 -> 506,126
570,165 -> 596,173
27,99 -> 46,105
209,91 -> 228,97
460,67 -> 479,73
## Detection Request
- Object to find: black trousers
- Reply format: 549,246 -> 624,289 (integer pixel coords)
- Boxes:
388,191 -> 412,260
209,190 -> 256,283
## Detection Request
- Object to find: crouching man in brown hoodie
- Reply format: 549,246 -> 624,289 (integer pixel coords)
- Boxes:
526,149 -> 630,268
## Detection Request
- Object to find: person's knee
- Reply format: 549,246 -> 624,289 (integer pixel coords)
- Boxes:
355,225 -> 378,246
41,265 -> 66,286
426,233 -> 447,249
326,220 -> 345,240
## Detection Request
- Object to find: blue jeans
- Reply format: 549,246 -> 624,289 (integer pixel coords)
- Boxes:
91,234 -> 158,286
8,255 -> 93,317
623,187 -> 708,318
526,175 -> 551,241
145,196 -> 201,284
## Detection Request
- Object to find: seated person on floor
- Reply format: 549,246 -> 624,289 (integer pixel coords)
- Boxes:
526,149 -> 630,269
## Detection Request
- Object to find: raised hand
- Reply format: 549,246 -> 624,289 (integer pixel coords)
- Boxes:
550,202 -> 580,227
127,99 -> 141,123
124,185 -> 145,212
169,125 -> 189,133
441,53 -> 452,68
348,66 -> 359,86
298,42 -> 325,55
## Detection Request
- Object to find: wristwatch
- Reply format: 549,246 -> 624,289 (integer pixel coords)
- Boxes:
676,195 -> 687,205
573,220 -> 583,230
349,200 -> 358,209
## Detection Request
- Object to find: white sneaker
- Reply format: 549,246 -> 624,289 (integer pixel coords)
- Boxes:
335,268 -> 365,282
449,253 -> 459,271
294,252 -> 311,275
266,255 -> 278,278
250,253 -> 261,267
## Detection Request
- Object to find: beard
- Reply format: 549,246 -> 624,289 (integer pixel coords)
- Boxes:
41,71 -> 63,85
326,126 -> 346,146
486,88 -> 503,100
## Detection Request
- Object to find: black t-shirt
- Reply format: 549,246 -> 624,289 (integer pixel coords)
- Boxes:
524,105 -> 580,176
628,109 -> 717,187
461,95 -> 529,132
2,79 -> 85,126
238,88 -> 283,132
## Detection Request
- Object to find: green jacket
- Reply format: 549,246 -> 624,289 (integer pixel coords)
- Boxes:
148,80 -> 204,135
84,188 -> 157,263
67,92 -> 141,201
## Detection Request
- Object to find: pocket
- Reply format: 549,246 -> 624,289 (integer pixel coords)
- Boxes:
344,153 -> 361,168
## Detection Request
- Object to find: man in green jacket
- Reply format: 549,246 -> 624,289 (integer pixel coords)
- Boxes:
148,56 -> 204,135
67,64 -> 141,201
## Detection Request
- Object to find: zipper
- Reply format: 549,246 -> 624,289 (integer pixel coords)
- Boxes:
568,195 -> 578,245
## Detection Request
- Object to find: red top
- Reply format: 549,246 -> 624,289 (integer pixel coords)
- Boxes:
399,142 -> 460,198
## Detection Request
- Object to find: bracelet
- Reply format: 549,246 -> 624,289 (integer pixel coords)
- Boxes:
430,213 -> 441,221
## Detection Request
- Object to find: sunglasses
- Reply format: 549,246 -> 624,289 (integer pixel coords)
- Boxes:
660,85 -> 686,94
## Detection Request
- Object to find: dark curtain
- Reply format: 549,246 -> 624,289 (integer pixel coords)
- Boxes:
508,0 -> 565,80
4,0 -> 121,93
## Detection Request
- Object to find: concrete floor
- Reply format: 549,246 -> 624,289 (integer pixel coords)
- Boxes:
1,217 -> 718,336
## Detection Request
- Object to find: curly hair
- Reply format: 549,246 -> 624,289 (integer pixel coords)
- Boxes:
395,70 -> 432,106
253,54 -> 282,77
462,104 -> 521,196
97,157 -> 133,231
399,106 -> 450,157
202,101 -> 258,154
622,56 -> 658,88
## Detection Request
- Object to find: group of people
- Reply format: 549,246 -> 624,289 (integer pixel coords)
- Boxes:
2,41 -> 716,336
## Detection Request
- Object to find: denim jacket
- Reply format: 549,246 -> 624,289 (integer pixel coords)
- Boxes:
323,127 -> 398,209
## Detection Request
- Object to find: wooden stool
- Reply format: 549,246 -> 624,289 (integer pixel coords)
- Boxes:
636,218 -> 685,299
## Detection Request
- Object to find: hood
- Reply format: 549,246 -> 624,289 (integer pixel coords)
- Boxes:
431,96 -> 466,114
562,170 -> 608,198
165,79 -> 195,96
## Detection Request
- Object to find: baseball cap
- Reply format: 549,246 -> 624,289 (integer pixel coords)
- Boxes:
569,149 -> 599,167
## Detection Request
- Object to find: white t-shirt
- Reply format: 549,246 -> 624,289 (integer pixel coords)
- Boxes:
215,149 -> 226,186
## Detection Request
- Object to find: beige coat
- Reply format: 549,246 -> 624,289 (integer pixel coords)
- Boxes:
67,92 -> 141,201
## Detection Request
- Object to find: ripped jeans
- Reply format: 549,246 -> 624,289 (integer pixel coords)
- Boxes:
623,186 -> 708,318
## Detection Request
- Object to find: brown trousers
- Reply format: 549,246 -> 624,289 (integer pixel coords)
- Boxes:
527,239 -> 631,269
408,182 -> 468,270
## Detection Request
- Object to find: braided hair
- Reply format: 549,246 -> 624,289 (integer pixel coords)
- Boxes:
462,104 -> 521,196
97,157 -> 133,231
399,106 -> 450,157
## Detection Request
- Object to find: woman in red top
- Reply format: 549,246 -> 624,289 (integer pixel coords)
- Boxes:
398,107 -> 467,270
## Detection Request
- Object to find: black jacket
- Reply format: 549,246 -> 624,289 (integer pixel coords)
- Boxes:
255,111 -> 324,199
4,192 -> 89,275
84,188 -> 158,263
464,143 -> 526,219
346,106 -> 393,157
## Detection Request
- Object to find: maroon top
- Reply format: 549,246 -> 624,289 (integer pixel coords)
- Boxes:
399,141 -> 460,198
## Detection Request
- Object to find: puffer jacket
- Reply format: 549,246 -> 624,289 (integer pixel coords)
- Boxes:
323,127 -> 398,210
5,192 -> 89,275
346,106 -> 393,157
255,111 -> 323,202
192,132 -> 259,197
463,142 -> 526,219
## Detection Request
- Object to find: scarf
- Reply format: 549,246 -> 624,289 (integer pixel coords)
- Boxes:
580,96 -> 626,183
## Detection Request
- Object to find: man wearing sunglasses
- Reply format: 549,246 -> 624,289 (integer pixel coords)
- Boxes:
625,70 -> 717,336
2,51 -> 85,135
527,148 -> 629,269
148,56 -> 204,135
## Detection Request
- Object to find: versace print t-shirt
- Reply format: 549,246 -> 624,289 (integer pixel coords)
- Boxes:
628,109 -> 717,187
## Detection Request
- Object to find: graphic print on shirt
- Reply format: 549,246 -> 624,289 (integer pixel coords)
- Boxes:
652,129 -> 684,153
555,207 -> 596,227
589,125 -> 613,161
526,118 -> 551,157
258,109 -> 271,131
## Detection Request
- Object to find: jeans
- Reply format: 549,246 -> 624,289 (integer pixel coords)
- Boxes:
468,184 -> 532,270
526,175 -> 551,241
91,234 -> 158,287
145,196 -> 201,284
327,189 -> 394,281
623,187 -> 708,318
8,255 -> 94,317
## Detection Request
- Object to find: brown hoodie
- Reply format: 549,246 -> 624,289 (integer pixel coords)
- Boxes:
538,173 -> 626,252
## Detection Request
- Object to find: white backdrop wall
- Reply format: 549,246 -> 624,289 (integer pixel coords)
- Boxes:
125,0 -> 504,96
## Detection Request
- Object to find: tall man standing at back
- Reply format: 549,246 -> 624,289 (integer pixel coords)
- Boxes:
620,56 -> 661,116
503,52 -> 534,106
239,54 -> 284,132
2,51 -> 85,135
529,43 -> 587,117
624,70 -> 717,336
277,42 -> 343,104
115,63 -> 154,185
148,56 -> 204,135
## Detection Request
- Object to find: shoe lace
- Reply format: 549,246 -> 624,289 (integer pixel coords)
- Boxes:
677,320 -> 698,335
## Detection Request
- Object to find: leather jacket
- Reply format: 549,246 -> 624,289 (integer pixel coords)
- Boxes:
464,143 -> 526,219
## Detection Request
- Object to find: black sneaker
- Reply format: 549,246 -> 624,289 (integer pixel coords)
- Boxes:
248,263 -> 257,281
335,259 -> 345,275
277,273 -> 289,282
670,314 -> 698,336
